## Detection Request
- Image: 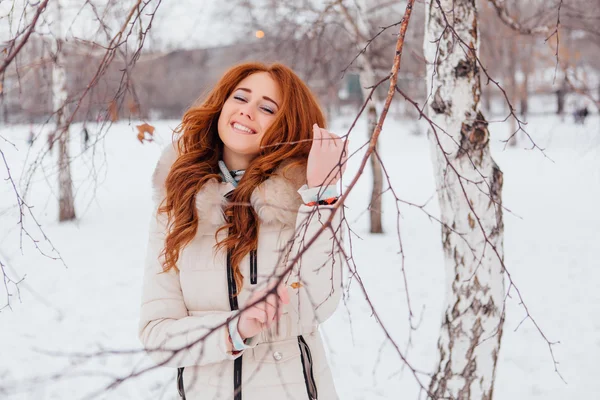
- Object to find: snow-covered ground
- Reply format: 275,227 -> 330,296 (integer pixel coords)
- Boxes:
0,112 -> 598,399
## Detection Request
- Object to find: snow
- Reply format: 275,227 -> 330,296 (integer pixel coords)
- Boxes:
0,113 -> 599,399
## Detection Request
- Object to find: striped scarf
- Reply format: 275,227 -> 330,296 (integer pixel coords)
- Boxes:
218,160 -> 245,188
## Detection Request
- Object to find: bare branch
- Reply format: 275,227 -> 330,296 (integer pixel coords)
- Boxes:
0,0 -> 50,76
486,0 -> 553,35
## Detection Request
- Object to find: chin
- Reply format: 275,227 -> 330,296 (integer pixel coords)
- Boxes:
223,142 -> 259,157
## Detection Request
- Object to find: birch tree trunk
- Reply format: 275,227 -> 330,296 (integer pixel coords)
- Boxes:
424,1 -> 505,398
520,46 -> 530,120
358,58 -> 384,234
52,4 -> 76,222
340,0 -> 384,233
507,39 -> 518,147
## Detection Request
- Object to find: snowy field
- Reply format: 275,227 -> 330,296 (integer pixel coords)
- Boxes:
0,112 -> 599,399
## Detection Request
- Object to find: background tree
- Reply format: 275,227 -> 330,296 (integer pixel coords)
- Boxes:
337,0 -> 386,233
52,3 -> 76,222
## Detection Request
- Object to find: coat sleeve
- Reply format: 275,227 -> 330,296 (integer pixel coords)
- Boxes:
286,203 -> 344,327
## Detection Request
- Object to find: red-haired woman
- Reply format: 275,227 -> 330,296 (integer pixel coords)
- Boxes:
138,62 -> 347,399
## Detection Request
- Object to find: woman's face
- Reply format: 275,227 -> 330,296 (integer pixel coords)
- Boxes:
217,72 -> 282,169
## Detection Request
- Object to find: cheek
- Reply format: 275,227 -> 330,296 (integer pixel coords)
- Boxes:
259,115 -> 277,134
217,106 -> 233,133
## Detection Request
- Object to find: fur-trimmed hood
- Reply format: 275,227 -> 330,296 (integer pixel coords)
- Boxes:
151,144 -> 306,230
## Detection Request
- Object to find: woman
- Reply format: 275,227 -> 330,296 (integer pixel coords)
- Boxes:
138,62 -> 347,400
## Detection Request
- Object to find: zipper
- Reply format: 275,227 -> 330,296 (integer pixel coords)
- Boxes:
227,250 -> 239,310
176,189 -> 244,400
233,356 -> 243,400
227,247 -> 243,400
298,335 -> 318,400
250,249 -> 257,285
224,192 -> 243,400
177,367 -> 186,399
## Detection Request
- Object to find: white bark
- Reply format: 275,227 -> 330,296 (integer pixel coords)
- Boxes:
424,1 -> 505,398
340,0 -> 384,233
507,40 -> 518,147
52,4 -> 76,222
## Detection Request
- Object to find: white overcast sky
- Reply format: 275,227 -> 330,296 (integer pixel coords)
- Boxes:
149,0 -> 242,49
0,0 -> 250,51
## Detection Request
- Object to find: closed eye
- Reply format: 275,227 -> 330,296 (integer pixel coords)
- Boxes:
234,94 -> 275,114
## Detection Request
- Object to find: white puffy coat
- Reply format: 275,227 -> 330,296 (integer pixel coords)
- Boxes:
138,144 -> 343,399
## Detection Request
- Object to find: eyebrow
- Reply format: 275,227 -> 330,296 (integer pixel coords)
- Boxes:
236,88 -> 280,108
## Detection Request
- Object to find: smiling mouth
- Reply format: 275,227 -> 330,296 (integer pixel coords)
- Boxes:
231,122 -> 257,135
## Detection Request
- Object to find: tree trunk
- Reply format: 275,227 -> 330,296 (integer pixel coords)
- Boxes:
507,40 -> 518,147
358,66 -> 384,234
520,55 -> 529,119
52,5 -> 76,222
57,124 -> 76,221
353,0 -> 384,234
424,0 -> 505,398
367,101 -> 383,233
557,78 -> 567,116
0,77 -> 6,124
482,84 -> 492,116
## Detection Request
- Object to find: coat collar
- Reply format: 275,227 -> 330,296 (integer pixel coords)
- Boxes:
152,144 -> 305,230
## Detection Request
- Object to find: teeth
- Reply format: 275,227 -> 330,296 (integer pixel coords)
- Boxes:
232,123 -> 254,134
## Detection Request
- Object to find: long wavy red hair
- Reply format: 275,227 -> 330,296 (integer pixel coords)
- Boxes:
158,62 -> 326,293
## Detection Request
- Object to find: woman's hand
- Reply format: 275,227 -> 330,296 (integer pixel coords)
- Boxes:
306,124 -> 349,188
237,282 -> 290,340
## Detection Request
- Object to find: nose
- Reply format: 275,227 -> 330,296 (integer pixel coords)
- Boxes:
239,104 -> 254,120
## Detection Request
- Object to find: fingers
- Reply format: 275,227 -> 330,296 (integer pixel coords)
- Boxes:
248,303 -> 275,324
264,293 -> 279,313
246,307 -> 266,324
313,124 -> 323,149
262,301 -> 278,325
341,139 -> 349,174
277,283 -> 290,305
262,278 -> 290,305
248,302 -> 275,325
314,124 -> 348,150
314,124 -> 341,148
324,130 -> 344,150
327,131 -> 340,148
266,294 -> 284,326
246,283 -> 288,327
330,134 -> 349,178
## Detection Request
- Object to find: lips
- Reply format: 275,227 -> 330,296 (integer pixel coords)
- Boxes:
230,121 -> 257,135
